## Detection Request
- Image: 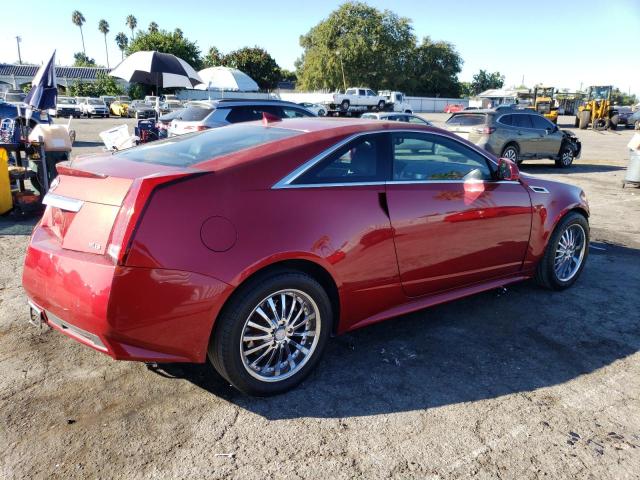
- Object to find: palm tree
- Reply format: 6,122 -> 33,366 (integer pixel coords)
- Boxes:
71,10 -> 86,55
98,20 -> 110,68
115,33 -> 128,60
148,22 -> 159,33
126,15 -> 137,40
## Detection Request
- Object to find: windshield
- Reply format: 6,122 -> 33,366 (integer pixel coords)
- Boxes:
176,107 -> 213,121
59,98 -> 76,105
116,123 -> 300,166
445,114 -> 487,126
5,93 -> 26,102
89,99 -> 104,105
590,86 -> 611,100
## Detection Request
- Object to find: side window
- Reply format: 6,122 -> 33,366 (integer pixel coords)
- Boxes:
392,133 -> 492,182
346,89 -> 356,95
366,89 -> 376,96
359,89 -> 366,96
499,114 -> 512,126
226,105 -> 283,123
282,107 -> 314,118
530,114 -> 553,130
512,114 -> 532,128
408,116 -> 427,125
294,135 -> 385,185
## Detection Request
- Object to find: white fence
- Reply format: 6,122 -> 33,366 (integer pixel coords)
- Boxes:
176,89 -> 469,113
406,97 -> 469,113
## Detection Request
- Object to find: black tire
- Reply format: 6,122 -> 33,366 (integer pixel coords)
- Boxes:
317,109 -> 326,117
208,270 -> 332,396
87,113 -> 92,118
574,116 -> 580,128
555,143 -> 575,168
501,144 -> 521,164
578,110 -> 590,129
609,114 -> 619,130
377,100 -> 386,111
340,100 -> 350,112
535,212 -> 589,290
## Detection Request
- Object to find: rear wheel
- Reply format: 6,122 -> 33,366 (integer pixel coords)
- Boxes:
535,212 -> 589,290
578,110 -> 590,129
209,271 -> 332,396
317,109 -> 326,117
377,100 -> 386,111
501,144 -> 520,165
340,100 -> 350,112
555,143 -> 575,168
609,114 -> 619,130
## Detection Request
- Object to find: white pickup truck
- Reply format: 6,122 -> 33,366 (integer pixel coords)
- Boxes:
330,87 -> 388,111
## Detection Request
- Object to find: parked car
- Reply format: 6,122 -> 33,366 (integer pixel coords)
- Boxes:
361,112 -> 434,126
444,104 -> 464,113
100,96 -> 117,108
24,118 -> 590,396
54,96 -> 81,118
159,100 -> 183,115
117,95 -> 131,102
298,102 -> 327,116
78,97 -> 109,118
444,110 -> 581,168
0,99 -> 50,133
331,87 -> 387,111
615,106 -> 634,127
463,106 -> 479,110
168,99 -> 315,136
127,100 -> 156,119
110,100 -> 130,117
629,110 -> 640,130
493,103 -> 520,111
157,108 -> 185,138
144,95 -> 159,105
161,94 -> 179,102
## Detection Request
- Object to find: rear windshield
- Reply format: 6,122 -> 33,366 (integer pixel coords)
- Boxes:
115,123 -> 300,166
89,99 -> 104,105
445,114 -> 487,126
176,107 -> 213,121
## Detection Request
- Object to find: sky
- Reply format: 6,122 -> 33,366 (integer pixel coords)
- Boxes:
2,0 -> 639,96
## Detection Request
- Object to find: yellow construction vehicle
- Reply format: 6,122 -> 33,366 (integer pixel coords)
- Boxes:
528,86 -> 558,123
575,85 -> 618,130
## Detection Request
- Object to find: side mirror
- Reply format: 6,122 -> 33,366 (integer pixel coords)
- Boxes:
497,157 -> 520,181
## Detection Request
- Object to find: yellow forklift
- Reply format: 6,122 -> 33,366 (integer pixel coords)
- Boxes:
575,85 -> 618,130
528,86 -> 558,124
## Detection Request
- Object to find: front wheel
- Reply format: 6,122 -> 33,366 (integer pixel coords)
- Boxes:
535,212 -> 589,290
340,100 -> 350,112
209,271 -> 332,396
317,109 -> 326,117
555,143 -> 575,168
376,100 -> 386,111
501,144 -> 520,164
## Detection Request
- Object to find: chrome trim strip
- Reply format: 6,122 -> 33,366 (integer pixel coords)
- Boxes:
272,128 -> 500,190
529,185 -> 550,194
42,193 -> 84,212
276,179 -> 520,189
46,310 -> 107,351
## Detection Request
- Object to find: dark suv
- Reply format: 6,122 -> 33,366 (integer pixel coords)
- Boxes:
444,110 -> 581,168
168,99 -> 316,136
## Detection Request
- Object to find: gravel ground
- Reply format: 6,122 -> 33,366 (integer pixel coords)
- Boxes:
1,115 -> 639,479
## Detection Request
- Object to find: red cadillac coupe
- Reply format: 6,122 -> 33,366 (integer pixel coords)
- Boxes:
23,117 -> 590,395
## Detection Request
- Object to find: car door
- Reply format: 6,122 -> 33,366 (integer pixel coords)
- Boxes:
510,113 -> 536,157
385,131 -> 532,297
530,114 -> 560,157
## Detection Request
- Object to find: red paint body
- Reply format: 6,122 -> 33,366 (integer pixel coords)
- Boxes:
22,119 -> 589,363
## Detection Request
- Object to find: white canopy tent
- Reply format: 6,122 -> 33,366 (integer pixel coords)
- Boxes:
195,67 -> 259,92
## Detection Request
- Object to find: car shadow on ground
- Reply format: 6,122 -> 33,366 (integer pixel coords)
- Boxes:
0,214 -> 38,235
520,163 -> 626,174
149,243 -> 640,420
71,140 -> 104,148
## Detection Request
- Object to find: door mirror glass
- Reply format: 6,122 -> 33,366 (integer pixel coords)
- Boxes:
497,157 -> 520,181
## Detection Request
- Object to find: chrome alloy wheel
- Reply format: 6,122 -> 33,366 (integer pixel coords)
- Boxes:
239,289 -> 320,382
554,224 -> 586,281
502,147 -> 518,161
561,148 -> 574,166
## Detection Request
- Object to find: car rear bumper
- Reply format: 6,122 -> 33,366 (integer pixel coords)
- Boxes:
23,226 -> 233,363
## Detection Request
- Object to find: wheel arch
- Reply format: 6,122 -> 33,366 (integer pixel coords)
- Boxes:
215,258 -> 342,338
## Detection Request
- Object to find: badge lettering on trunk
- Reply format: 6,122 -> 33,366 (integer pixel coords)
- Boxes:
88,242 -> 101,250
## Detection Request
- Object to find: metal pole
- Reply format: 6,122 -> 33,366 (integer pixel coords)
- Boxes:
16,36 -> 22,64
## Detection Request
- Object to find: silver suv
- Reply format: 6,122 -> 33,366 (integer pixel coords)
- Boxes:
444,110 -> 581,168
168,99 -> 316,136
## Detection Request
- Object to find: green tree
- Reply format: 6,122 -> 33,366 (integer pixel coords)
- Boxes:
296,2 -> 415,91
406,37 -> 462,97
611,88 -> 637,106
459,82 -> 473,98
127,28 -> 202,69
203,46 -> 224,67
98,19 -> 110,68
223,47 -> 281,90
280,69 -> 297,82
126,14 -> 137,40
73,52 -> 97,67
71,10 -> 86,55
148,22 -> 159,33
470,70 -> 504,95
115,32 -> 128,60
94,72 -> 124,96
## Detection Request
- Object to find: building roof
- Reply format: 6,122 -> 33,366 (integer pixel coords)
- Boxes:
0,63 -> 111,80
